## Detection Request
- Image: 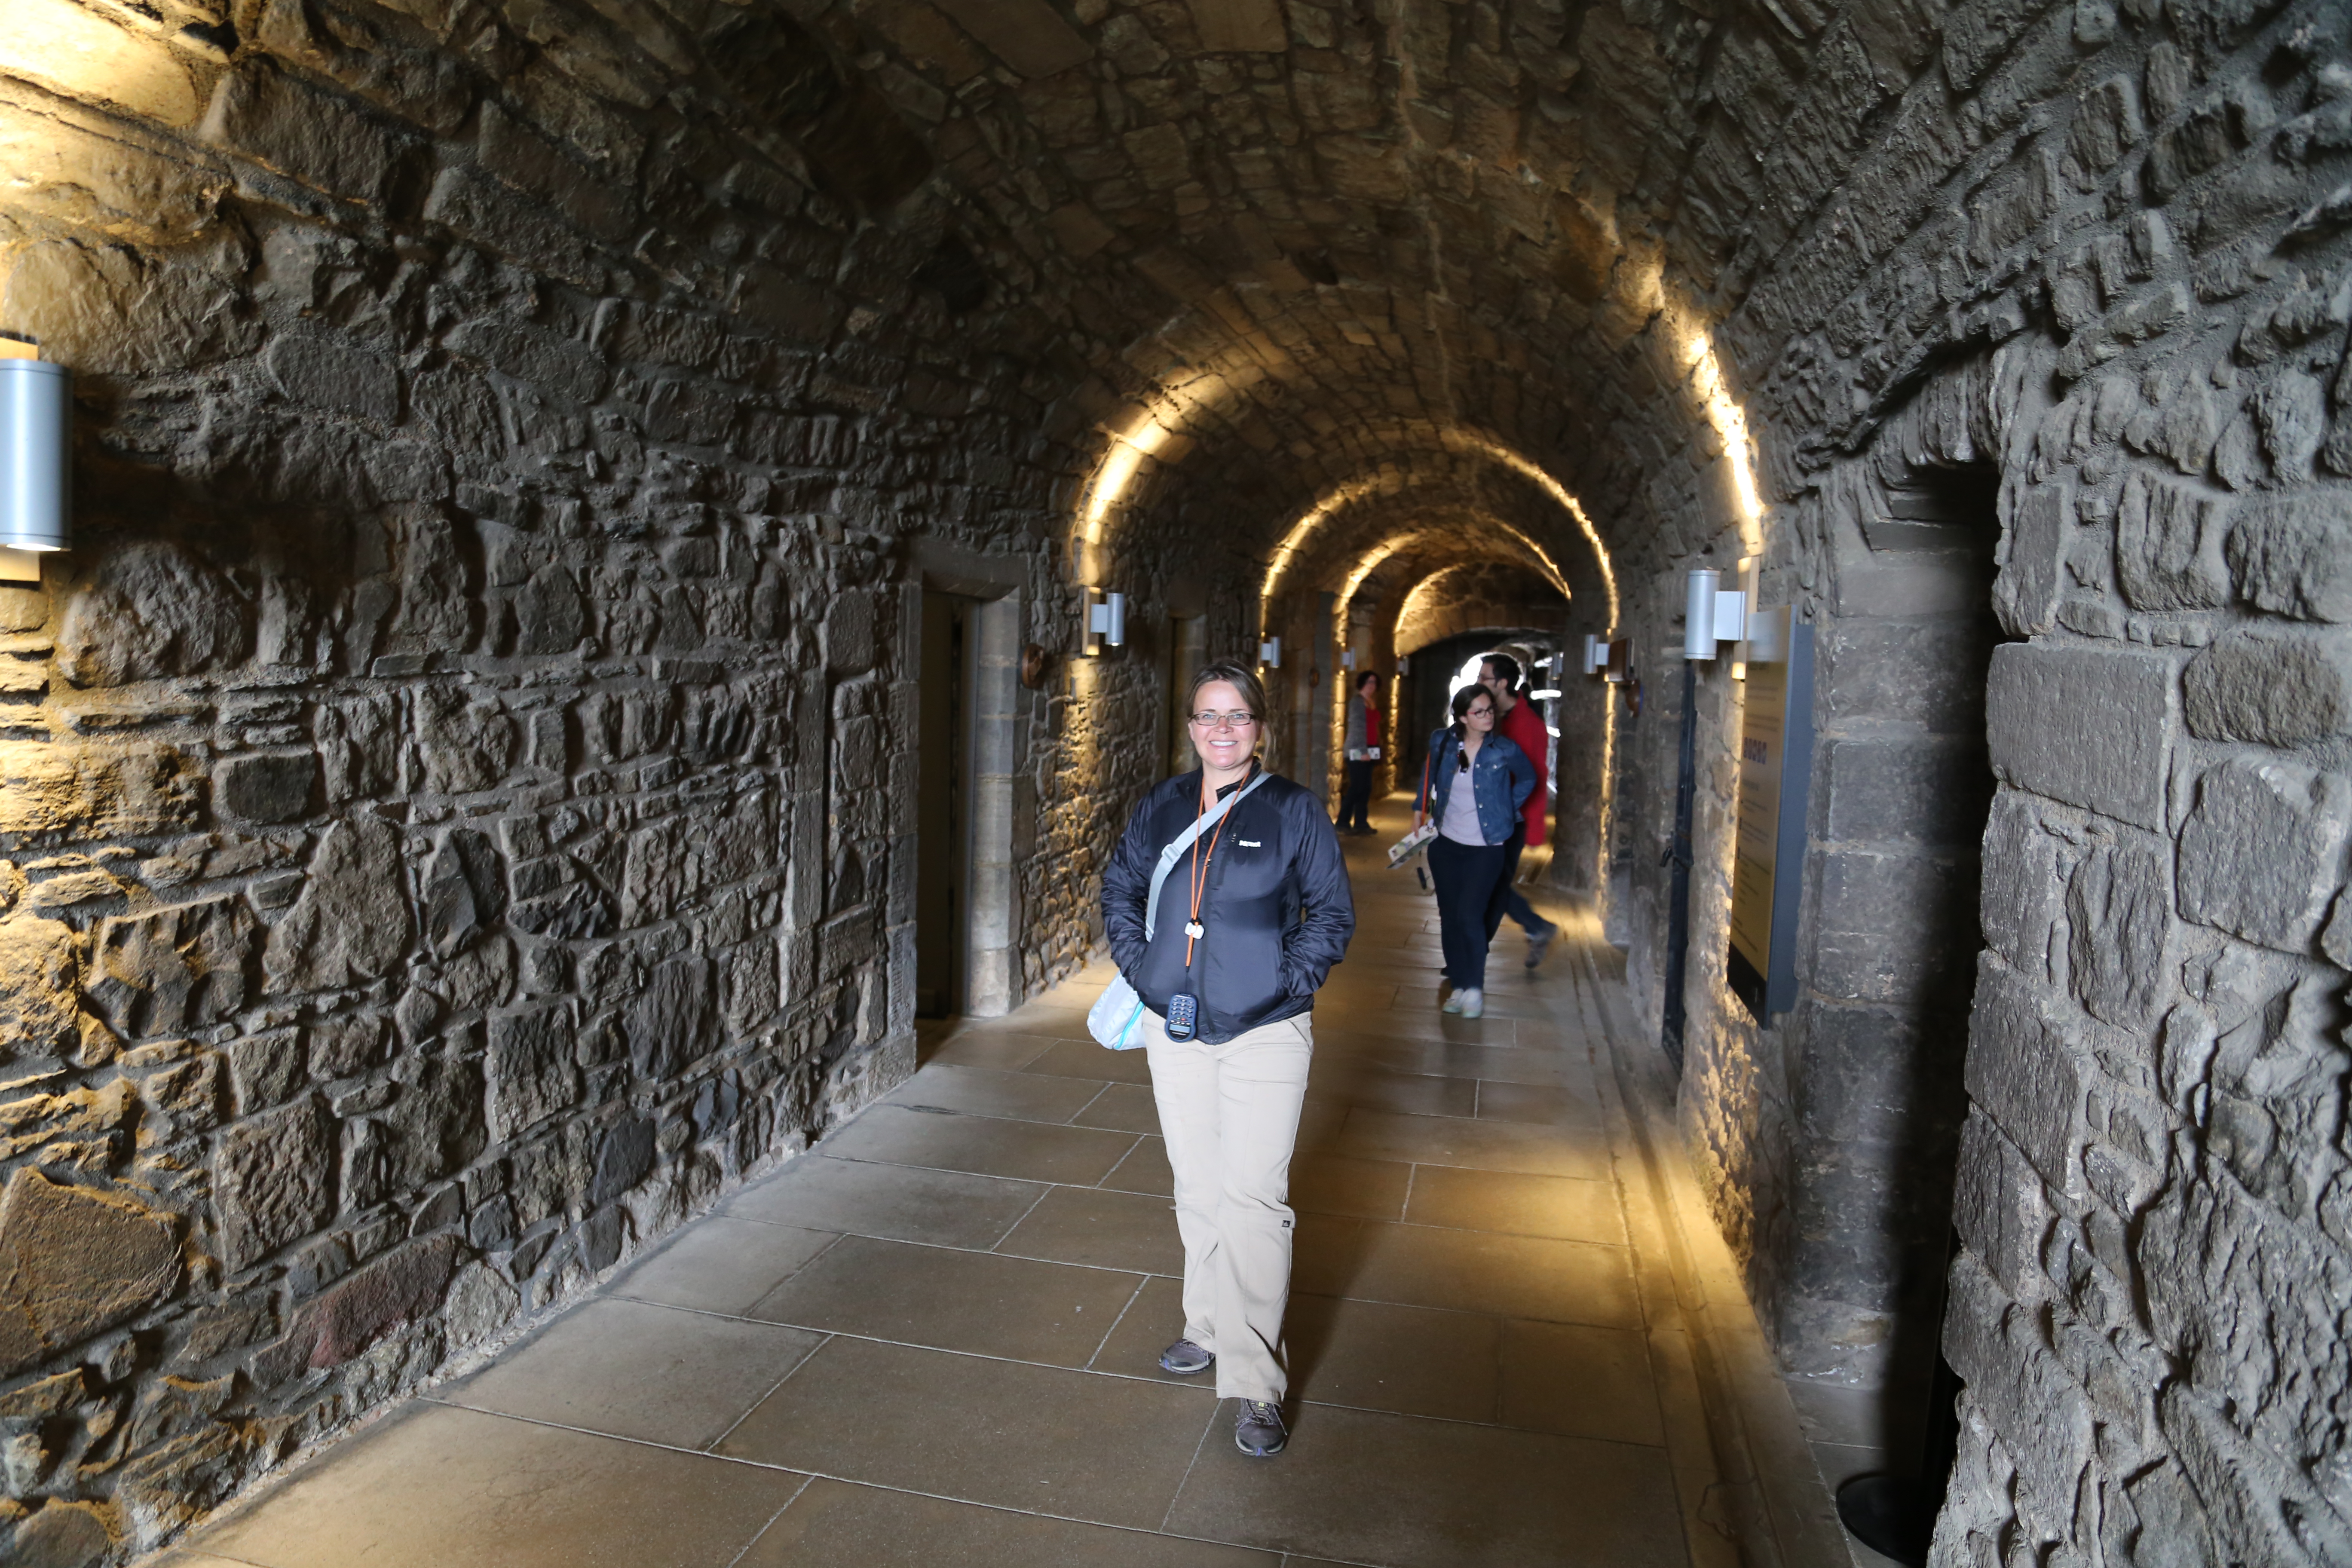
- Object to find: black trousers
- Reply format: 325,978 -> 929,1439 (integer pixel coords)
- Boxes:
1338,760 -> 1374,831
1429,834 -> 1511,991
1495,824 -> 1553,935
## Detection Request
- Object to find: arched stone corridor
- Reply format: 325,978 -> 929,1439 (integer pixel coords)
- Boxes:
0,0 -> 2344,1558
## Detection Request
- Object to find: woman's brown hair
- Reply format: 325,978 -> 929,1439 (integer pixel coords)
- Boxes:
1185,659 -> 1268,721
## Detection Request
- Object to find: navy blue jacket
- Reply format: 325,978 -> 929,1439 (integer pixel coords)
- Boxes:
1102,766 -> 1355,1044
1418,727 -> 1536,845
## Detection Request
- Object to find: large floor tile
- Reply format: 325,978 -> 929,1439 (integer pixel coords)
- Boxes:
1075,1081 -> 1166,1133
1403,1166 -> 1626,1244
1287,1153 -> 1410,1221
741,1479 -> 1281,1566
824,1105 -> 1140,1185
1314,1009 -> 1517,1049
729,1155 -> 1045,1248
1164,1399 -> 1684,1568
1090,1274 -> 1202,1381
612,1218 -> 841,1315
1305,1065 -> 1478,1118
1292,1099 -> 1351,1154
1294,1221 -> 1642,1326
1101,1133 -> 1176,1196
1330,1109 -> 1611,1179
1283,1295 -> 1500,1424
1023,1037 -> 1158,1084
750,1234 -> 1142,1366
1498,1320 -> 1666,1444
922,1030 -> 1062,1069
1350,1040 -> 1592,1091
195,1404 -> 799,1568
997,1185 -> 1187,1275
719,1338 -> 1213,1530
1474,1080 -> 1606,1127
441,1298 -> 825,1449
886,1063 -> 1108,1123
1008,1003 -> 1101,1037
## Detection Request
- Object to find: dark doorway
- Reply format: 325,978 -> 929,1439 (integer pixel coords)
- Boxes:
916,589 -> 977,1018
1825,450 -> 2012,1560
1166,614 -> 1206,775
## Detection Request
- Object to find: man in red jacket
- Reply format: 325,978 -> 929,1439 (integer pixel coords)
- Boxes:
1480,652 -> 1559,968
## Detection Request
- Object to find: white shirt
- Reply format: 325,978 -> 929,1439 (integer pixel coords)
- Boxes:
1438,752 -> 1488,845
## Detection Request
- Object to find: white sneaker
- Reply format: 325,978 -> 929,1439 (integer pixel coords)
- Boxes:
1441,991 -> 1465,1014
1458,988 -> 1484,1018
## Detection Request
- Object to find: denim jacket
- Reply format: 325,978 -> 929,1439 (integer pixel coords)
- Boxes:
1418,727 -> 1536,845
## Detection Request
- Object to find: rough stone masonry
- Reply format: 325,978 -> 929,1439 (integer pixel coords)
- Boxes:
0,0 -> 2347,1559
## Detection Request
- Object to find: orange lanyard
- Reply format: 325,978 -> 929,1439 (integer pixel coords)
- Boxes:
1183,782 -> 1237,966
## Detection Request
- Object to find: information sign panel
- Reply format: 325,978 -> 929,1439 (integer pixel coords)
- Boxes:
1727,610 -> 1814,1024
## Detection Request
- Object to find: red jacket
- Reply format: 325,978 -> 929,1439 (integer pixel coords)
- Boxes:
1497,695 -> 1549,847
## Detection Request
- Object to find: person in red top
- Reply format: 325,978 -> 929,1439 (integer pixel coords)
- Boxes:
1336,671 -> 1382,835
1479,652 -> 1560,968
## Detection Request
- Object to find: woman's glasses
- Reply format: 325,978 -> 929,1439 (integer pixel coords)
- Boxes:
1189,711 -> 1258,729
1458,704 -> 1492,769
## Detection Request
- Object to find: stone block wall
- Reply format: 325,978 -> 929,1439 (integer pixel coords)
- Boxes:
0,1 -> 1240,1559
1580,0 -> 2352,1556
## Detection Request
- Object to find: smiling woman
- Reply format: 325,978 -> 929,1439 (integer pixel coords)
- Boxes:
1100,656 -> 1354,1461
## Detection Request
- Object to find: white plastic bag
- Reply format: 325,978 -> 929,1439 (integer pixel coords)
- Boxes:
1088,976 -> 1148,1049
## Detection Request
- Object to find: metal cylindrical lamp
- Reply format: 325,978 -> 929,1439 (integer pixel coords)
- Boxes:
1682,569 -> 1718,660
0,358 -> 71,553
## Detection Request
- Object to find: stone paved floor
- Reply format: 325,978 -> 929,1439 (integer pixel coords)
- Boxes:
153,796 -> 1862,1568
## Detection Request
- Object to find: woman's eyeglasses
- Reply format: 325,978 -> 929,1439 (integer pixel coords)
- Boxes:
1458,706 -> 1492,769
1189,711 -> 1258,729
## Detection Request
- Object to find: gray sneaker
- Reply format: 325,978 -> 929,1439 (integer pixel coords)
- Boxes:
1525,921 -> 1556,969
1235,1400 -> 1288,1456
1159,1339 -> 1214,1376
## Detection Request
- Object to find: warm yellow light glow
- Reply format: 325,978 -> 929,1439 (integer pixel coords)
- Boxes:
1076,411 -> 1180,577
1437,429 -> 1619,636
0,0 -> 202,127
1680,328 -> 1766,554
1393,564 -> 1478,651
1332,536 -> 1410,633
1258,473 -> 1391,627
1257,428 -> 1615,648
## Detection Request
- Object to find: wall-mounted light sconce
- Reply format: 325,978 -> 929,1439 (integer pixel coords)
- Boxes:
1682,568 -> 1749,661
1083,588 -> 1125,656
1258,636 -> 1282,668
1586,634 -> 1632,681
0,341 -> 68,583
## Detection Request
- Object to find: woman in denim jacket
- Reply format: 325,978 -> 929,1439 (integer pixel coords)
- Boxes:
1415,683 -> 1536,1018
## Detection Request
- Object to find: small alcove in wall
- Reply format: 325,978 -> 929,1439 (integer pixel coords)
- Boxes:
908,542 -> 1028,1019
1779,358 -> 2018,1526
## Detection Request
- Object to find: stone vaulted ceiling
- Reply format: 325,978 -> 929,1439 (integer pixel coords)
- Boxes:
765,0 -> 1826,615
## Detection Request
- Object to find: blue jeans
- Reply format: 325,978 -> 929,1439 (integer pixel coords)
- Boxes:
1495,824 -> 1553,936
1429,834 -> 1510,990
